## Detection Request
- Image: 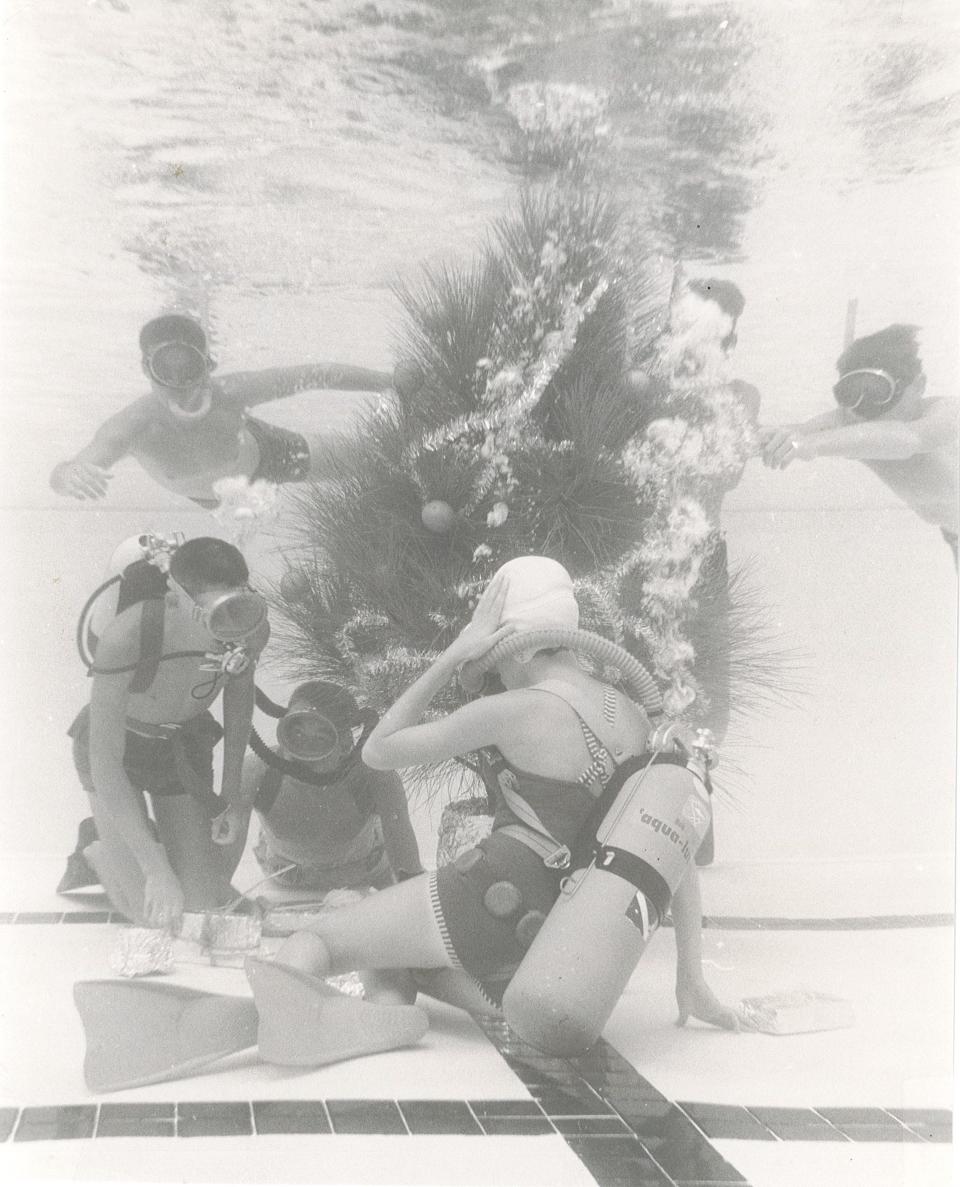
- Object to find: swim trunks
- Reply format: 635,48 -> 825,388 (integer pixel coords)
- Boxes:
69,706 -> 223,813
245,415 -> 312,484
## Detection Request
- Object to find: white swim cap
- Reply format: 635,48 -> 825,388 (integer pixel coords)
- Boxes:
493,556 -> 579,656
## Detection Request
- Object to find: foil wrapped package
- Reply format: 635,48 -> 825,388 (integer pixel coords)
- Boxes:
109,925 -> 175,978
738,990 -> 855,1035
175,911 -> 263,968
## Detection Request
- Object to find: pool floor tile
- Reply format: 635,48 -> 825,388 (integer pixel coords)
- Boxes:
746,1106 -> 846,1141
0,1108 -> 18,1141
325,1099 -> 406,1135
14,1105 -> 97,1142
476,1116 -> 556,1136
398,1100 -> 482,1135
566,1135 -> 672,1187
176,1101 -> 252,1138
678,1102 -> 777,1142
467,1098 -> 545,1118
251,1100 -> 330,1134
97,1102 -> 176,1138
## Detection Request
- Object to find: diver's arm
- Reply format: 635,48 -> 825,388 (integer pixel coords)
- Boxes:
372,770 -> 424,880
671,864 -> 740,1031
220,363 -> 394,407
212,620 -> 269,843
219,659 -> 259,810
49,404 -> 144,498
764,405 -> 957,469
363,574 -> 514,770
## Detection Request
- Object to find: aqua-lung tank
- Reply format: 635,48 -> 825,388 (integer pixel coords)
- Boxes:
86,536 -> 157,644
502,755 -> 712,1056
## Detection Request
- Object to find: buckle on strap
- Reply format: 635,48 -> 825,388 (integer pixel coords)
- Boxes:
544,845 -> 572,870
598,846 -> 618,869
498,824 -> 571,870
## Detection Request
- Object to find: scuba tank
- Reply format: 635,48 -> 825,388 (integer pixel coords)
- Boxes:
501,725 -> 715,1057
77,533 -> 183,666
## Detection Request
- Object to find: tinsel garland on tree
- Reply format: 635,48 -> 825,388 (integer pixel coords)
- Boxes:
271,184 -> 786,784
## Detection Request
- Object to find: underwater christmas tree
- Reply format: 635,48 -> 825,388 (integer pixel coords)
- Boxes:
272,184 -> 772,780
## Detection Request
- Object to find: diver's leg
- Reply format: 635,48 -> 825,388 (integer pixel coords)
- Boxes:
411,968 -> 501,1017
277,873 -> 453,977
150,794 -> 237,912
83,797 -> 149,924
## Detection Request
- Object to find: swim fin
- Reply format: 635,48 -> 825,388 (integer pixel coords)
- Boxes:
74,980 -> 258,1092
245,957 -> 429,1067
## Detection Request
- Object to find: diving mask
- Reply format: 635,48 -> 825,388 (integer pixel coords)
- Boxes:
832,368 -> 899,417
166,576 -> 268,644
275,709 -> 344,764
146,341 -> 213,419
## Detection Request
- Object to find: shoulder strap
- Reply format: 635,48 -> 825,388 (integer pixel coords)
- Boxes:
255,762 -> 285,815
527,678 -> 626,764
128,599 -> 166,694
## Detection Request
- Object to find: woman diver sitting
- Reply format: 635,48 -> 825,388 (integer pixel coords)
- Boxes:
246,555 -> 740,1065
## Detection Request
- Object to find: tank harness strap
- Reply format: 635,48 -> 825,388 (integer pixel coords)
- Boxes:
497,822 -> 571,869
495,777 -> 573,870
128,598 -> 166,694
593,844 -> 671,926
255,763 -> 285,815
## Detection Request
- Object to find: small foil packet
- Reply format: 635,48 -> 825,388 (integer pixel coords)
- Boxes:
109,925 -> 175,978
738,990 -> 855,1035
175,911 -> 263,968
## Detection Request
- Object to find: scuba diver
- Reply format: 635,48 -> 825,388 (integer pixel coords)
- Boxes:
244,555 -> 740,1064
237,680 -> 424,894
49,313 -> 413,509
67,535 -> 270,929
628,276 -> 761,864
759,324 -> 958,567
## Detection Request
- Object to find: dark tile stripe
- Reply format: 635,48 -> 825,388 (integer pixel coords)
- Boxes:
478,1017 -> 747,1184
4,910 -> 952,929
0,1098 -> 950,1147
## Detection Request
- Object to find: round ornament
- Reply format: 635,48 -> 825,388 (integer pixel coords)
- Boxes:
421,499 -> 456,533
279,569 -> 312,602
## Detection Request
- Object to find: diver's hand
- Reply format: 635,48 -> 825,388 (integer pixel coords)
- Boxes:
142,864 -> 184,931
445,572 -> 514,667
676,973 -> 742,1031
211,805 -> 245,846
757,427 -> 812,470
50,459 -> 113,499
